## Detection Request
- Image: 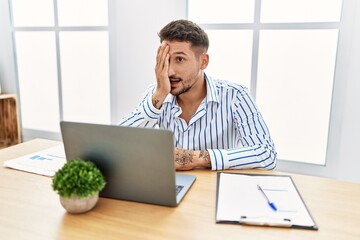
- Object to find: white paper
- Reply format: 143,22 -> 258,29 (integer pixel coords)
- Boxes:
216,173 -> 315,227
3,145 -> 66,177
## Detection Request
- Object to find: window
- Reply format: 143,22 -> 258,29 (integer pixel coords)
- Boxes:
188,0 -> 343,165
11,0 -> 110,134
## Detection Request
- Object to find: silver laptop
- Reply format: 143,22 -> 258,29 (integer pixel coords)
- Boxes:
60,121 -> 196,207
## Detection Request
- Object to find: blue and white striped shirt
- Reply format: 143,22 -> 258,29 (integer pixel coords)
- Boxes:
119,75 -> 277,170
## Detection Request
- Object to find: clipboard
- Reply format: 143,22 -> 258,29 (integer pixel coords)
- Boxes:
215,172 -> 318,230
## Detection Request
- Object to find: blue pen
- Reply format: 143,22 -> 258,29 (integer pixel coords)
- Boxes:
257,184 -> 277,211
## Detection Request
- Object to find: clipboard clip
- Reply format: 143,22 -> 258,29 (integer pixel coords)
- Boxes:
239,216 -> 292,228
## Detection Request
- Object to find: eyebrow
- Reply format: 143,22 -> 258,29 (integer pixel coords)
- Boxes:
172,51 -> 188,56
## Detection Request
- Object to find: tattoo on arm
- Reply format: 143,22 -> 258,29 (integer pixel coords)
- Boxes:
154,99 -> 160,108
199,150 -> 211,164
175,148 -> 194,166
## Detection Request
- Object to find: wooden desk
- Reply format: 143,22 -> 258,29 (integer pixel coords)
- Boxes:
0,139 -> 359,240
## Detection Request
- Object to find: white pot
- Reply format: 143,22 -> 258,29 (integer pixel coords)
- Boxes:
60,193 -> 99,214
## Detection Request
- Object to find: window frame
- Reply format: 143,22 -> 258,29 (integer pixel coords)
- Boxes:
187,0 -> 347,178
9,0 -> 111,140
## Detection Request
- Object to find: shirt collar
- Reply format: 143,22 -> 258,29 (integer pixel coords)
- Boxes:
163,73 -> 219,105
204,73 -> 220,104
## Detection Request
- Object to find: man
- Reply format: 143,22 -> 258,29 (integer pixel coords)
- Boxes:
119,19 -> 276,171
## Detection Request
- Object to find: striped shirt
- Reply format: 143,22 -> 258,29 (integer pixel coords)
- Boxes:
119,74 -> 277,170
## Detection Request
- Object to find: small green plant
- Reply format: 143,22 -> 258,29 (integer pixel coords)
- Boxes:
52,159 -> 106,199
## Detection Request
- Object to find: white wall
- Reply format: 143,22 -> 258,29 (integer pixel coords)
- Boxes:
0,0 -> 17,93
336,0 -> 360,182
110,0 -> 187,122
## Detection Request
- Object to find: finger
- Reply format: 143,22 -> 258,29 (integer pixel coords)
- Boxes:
156,42 -> 167,65
156,45 -> 163,66
157,46 -> 169,73
159,45 -> 169,68
163,53 -> 169,71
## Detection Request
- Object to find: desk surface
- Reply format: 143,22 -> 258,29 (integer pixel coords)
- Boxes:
0,139 -> 359,240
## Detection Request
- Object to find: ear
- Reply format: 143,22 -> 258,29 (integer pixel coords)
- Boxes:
200,53 -> 209,70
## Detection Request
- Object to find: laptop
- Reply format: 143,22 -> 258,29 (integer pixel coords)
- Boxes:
60,121 -> 196,207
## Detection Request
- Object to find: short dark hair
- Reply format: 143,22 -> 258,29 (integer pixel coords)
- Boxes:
158,19 -> 209,53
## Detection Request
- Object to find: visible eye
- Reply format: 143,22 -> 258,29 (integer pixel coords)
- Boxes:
176,57 -> 185,62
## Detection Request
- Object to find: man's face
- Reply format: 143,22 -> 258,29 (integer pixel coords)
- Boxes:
164,40 -> 206,96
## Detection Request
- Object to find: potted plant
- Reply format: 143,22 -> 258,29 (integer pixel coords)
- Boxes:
52,159 -> 106,214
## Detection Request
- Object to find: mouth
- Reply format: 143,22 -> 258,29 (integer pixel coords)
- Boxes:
169,78 -> 181,83
170,78 -> 181,88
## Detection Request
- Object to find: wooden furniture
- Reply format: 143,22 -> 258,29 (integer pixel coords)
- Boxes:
0,94 -> 21,149
0,139 -> 359,240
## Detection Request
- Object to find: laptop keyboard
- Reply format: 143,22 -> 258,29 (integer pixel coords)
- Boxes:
175,185 -> 184,195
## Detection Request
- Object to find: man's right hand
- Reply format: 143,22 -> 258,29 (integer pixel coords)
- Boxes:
174,147 -> 212,171
153,42 -> 171,109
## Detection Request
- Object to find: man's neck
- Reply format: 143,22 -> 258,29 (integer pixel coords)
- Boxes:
177,75 -> 207,124
178,73 -> 207,102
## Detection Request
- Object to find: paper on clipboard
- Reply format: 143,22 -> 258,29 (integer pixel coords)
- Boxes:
216,172 -> 318,230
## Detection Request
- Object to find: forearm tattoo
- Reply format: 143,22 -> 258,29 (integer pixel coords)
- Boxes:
199,150 -> 210,164
175,148 -> 194,166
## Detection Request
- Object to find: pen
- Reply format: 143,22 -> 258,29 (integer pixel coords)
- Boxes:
257,184 -> 277,211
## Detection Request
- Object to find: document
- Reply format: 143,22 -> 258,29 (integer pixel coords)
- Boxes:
3,144 -> 66,177
216,172 -> 318,230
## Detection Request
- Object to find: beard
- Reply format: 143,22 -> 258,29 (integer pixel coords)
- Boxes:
171,80 -> 194,96
170,72 -> 201,96
172,85 -> 191,96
